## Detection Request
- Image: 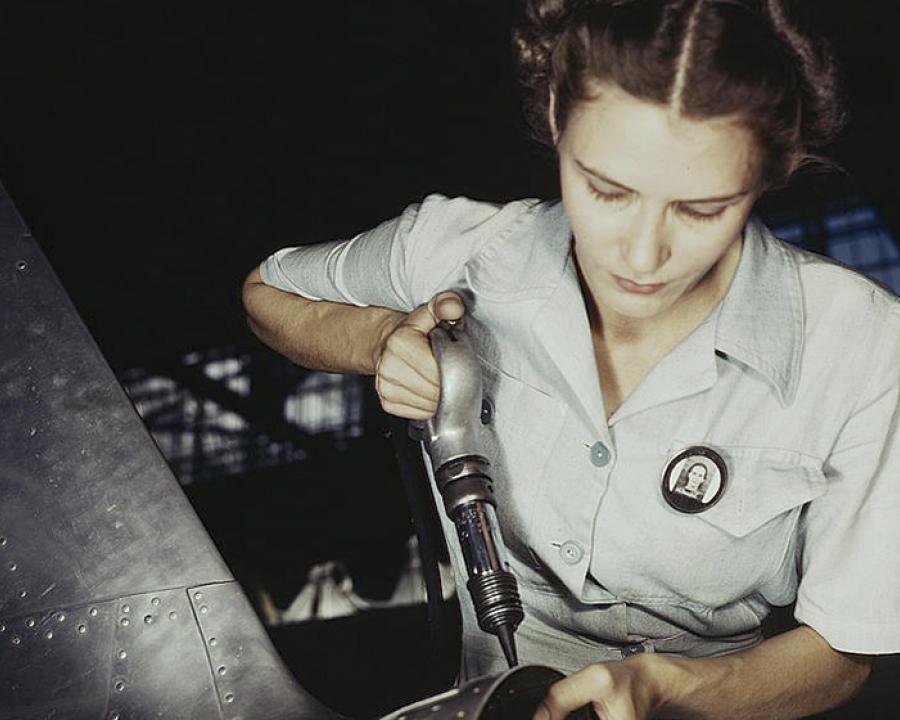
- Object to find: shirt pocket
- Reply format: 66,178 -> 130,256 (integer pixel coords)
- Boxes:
679,443 -> 828,539
634,442 -> 829,608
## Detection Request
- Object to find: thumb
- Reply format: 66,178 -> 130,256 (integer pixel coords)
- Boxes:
402,291 -> 466,336
429,291 -> 466,322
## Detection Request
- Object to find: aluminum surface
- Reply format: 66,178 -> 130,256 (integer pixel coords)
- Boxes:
0,181 -> 337,719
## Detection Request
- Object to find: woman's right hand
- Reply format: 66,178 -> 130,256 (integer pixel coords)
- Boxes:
373,290 -> 465,420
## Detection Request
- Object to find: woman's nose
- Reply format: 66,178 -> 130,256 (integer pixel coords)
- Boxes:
621,209 -> 671,277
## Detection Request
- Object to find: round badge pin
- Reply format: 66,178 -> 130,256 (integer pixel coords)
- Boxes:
661,446 -> 728,514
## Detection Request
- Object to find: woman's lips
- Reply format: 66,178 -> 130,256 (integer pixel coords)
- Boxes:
614,275 -> 667,295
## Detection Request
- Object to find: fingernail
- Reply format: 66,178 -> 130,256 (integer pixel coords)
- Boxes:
533,705 -> 550,720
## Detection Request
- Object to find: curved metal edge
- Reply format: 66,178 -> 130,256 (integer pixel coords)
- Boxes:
378,664 -> 569,720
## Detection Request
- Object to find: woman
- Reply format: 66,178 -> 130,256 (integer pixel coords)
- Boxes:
243,1 -> 899,717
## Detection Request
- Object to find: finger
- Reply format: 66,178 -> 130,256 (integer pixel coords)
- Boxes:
430,291 -> 465,322
402,301 -> 444,336
376,376 -> 439,413
380,399 -> 439,421
535,670 -> 609,720
379,339 -> 440,393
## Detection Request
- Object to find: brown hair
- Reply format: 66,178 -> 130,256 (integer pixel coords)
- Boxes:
512,0 -> 847,186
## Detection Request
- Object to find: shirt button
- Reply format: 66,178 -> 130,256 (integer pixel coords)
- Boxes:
559,541 -> 585,565
590,441 -> 611,468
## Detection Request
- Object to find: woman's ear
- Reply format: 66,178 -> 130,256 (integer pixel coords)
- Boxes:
548,88 -> 560,145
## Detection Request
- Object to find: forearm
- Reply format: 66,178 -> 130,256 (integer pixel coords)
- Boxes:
242,266 -> 403,374
649,625 -> 871,719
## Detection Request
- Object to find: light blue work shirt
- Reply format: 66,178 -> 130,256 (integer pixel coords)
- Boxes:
260,194 -> 900,677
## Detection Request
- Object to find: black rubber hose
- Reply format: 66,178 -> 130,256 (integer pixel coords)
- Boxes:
385,411 -> 460,695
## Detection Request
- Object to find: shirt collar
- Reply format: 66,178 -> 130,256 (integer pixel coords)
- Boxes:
715,216 -> 805,407
469,204 -> 805,418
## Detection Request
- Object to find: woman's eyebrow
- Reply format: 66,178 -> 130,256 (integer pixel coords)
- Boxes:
574,159 -> 751,204
575,159 -> 635,192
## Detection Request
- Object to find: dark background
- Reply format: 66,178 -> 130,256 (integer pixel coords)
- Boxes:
0,1 -> 898,373
0,2 -> 898,717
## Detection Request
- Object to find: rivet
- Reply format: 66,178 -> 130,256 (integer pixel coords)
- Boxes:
0,536 -> 7,546
151,597 -> 161,607
209,637 -> 218,647
18,589 -> 26,598
472,687 -> 482,694
11,636 -> 21,646
78,624 -> 87,634
507,688 -> 517,695
224,693 -> 234,704
168,611 -> 177,620
0,623 -> 6,632
89,607 -> 99,617
110,712 -> 120,720
431,705 -> 442,712
44,630 -> 53,640
194,591 -> 203,600
121,604 -> 130,614
217,665 -> 227,676
199,605 -> 209,614
120,618 -> 130,627
456,713 -> 467,719
8,562 -> 17,571
56,612 -> 66,622
16,260 -> 27,271
115,681 -> 125,692
118,650 -> 127,660
144,614 -> 153,624
25,618 -> 35,628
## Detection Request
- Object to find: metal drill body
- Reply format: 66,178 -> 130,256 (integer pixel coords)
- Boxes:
422,319 -> 524,668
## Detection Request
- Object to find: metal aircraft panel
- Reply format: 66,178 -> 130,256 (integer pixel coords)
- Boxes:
0,182 -> 337,719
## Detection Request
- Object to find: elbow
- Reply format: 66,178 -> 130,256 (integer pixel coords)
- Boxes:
242,265 -> 263,306
241,265 -> 267,336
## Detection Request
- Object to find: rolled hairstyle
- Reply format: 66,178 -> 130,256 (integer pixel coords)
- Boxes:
512,0 -> 847,186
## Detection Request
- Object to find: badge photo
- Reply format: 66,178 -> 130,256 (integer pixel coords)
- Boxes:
661,446 -> 728,514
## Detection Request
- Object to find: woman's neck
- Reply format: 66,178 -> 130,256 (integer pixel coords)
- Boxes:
583,238 -> 743,418
591,238 -> 743,347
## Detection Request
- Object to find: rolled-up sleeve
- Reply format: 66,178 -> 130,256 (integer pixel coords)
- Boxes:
794,304 -> 900,654
258,194 -> 528,312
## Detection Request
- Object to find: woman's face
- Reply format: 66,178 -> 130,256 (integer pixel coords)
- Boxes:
556,83 -> 763,326
686,464 -> 707,491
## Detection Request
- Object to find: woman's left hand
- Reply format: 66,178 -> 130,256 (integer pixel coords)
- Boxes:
533,655 -> 665,720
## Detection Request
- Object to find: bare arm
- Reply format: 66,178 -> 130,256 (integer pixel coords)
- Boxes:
538,625 -> 871,720
242,265 -> 403,374
242,265 -> 464,419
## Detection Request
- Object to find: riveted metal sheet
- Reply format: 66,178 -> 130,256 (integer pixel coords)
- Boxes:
0,182 -> 231,621
189,581 -> 333,720
0,183 -> 340,719
107,588 -> 220,720
0,600 -> 116,719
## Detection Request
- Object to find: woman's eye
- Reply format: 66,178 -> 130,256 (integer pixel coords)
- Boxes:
678,204 -> 727,223
588,185 -> 629,204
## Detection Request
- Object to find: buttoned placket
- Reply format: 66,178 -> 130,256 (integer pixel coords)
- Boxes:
537,296 -> 728,608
